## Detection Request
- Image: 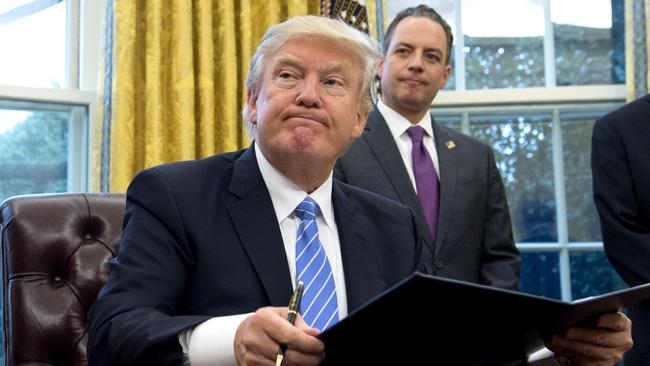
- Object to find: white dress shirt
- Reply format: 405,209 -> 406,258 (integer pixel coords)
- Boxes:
377,100 -> 440,188
178,144 -> 348,365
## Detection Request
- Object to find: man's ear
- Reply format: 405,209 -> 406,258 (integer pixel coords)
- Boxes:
438,64 -> 451,90
375,56 -> 385,79
246,90 -> 258,125
351,110 -> 369,139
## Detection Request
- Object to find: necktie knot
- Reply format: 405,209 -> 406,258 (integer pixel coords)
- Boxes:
407,126 -> 425,143
295,197 -> 319,221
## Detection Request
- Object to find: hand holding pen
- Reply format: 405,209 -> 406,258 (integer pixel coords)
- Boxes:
233,282 -> 323,366
276,281 -> 304,366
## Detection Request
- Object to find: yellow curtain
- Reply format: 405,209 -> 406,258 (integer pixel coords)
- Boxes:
625,0 -> 650,101
92,0 -> 320,193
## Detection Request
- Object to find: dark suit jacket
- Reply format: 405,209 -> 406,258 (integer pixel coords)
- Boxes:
335,109 -> 520,290
592,94 -> 650,365
87,145 -> 426,365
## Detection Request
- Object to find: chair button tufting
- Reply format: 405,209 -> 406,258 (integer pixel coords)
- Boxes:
53,276 -> 62,282
84,233 -> 92,240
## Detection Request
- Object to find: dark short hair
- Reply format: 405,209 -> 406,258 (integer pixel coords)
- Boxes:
382,4 -> 454,65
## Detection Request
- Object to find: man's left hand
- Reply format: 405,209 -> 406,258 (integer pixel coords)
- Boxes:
547,312 -> 633,366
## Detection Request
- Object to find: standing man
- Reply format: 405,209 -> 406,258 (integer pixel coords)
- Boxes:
592,93 -> 650,365
335,5 -> 519,290
88,15 -> 426,366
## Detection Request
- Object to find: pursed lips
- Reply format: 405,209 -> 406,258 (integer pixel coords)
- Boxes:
400,78 -> 427,87
284,113 -> 326,126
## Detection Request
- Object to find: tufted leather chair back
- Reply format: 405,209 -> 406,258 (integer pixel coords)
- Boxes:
1,193 -> 125,366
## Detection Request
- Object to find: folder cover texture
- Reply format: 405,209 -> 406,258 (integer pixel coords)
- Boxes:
318,272 -> 650,365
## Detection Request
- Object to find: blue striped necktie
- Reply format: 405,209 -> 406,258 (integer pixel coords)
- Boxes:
294,197 -> 339,331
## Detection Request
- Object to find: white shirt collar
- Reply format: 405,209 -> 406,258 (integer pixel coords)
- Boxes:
254,144 -> 334,229
377,99 -> 435,142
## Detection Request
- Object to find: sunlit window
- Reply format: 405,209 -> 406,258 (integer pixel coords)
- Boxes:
0,1 -> 67,89
552,0 -> 624,85
463,0 -> 546,89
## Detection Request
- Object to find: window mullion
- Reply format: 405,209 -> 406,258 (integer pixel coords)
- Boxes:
66,0 -> 81,89
552,108 -> 571,300
543,0 -> 557,87
454,0 -> 466,91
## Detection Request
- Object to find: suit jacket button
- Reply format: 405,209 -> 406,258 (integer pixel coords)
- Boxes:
434,259 -> 444,269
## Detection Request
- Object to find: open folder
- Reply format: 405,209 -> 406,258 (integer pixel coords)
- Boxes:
318,272 -> 650,365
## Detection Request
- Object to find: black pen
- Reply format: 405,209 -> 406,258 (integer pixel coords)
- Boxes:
275,281 -> 304,366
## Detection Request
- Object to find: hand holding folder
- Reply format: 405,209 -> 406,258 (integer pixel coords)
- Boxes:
318,272 -> 649,365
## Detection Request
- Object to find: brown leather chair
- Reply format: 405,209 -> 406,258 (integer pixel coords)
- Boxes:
1,193 -> 125,366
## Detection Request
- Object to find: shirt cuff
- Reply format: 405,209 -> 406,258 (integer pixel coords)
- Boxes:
178,313 -> 252,366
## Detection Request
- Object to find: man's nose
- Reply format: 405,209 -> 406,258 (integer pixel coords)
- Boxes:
295,75 -> 322,108
407,51 -> 424,72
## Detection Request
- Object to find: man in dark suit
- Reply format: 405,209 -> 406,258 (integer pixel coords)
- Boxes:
335,5 -> 519,290
592,93 -> 650,365
88,15 -> 426,366
335,4 -> 632,365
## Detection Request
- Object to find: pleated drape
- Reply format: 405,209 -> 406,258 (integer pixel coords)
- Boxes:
92,0 -> 320,192
625,0 -> 650,100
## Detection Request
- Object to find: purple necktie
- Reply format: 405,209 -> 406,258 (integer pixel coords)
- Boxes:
407,126 -> 440,242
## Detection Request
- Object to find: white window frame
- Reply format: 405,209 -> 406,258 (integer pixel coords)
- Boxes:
0,0 -> 103,193
433,86 -> 625,301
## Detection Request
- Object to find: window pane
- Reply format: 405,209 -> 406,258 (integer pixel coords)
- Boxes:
0,106 -> 74,202
469,113 -> 556,242
519,252 -> 561,299
0,1 -> 67,88
561,108 -> 620,242
462,0 -> 545,89
570,251 -> 627,299
552,0 -> 625,85
433,113 -> 462,131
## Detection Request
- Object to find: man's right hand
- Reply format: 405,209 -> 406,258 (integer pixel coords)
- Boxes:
234,307 -> 325,366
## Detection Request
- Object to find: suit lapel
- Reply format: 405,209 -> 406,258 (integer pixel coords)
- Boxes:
364,110 -> 423,217
432,120 -> 458,255
227,146 -> 293,306
332,183 -> 383,311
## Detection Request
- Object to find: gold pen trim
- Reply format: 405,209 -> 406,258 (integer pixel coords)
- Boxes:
275,353 -> 284,366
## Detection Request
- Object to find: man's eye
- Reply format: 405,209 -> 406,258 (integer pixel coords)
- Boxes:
323,79 -> 343,86
278,72 -> 294,79
396,48 -> 409,54
426,53 -> 441,61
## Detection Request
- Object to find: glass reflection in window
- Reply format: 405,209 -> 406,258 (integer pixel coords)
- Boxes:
469,113 -> 556,242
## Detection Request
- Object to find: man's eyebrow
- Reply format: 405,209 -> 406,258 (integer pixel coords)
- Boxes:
394,41 -> 443,55
321,62 -> 353,77
424,47 -> 444,55
271,54 -> 303,70
272,54 -> 353,77
393,42 -> 414,49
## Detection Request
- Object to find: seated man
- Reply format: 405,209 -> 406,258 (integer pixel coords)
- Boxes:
88,15 -> 632,366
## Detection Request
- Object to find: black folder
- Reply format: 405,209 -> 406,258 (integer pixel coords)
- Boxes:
318,272 -> 650,365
